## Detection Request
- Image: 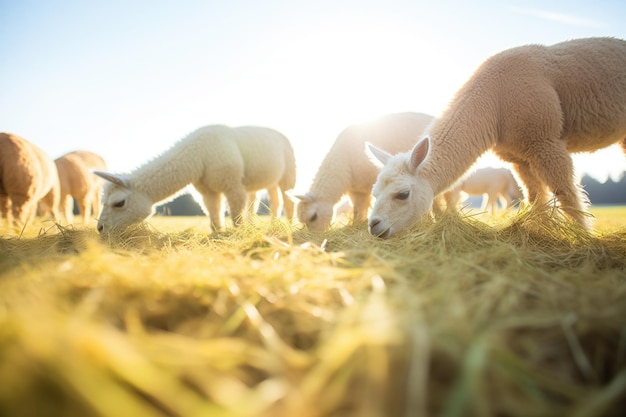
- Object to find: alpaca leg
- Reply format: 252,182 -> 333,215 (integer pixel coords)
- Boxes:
0,195 -> 9,226
528,148 -> 590,229
348,191 -> 371,222
246,191 -> 257,218
83,192 -> 95,223
497,195 -> 506,211
266,187 -> 281,217
446,189 -> 462,211
11,194 -> 33,226
488,193 -> 497,214
224,187 -> 247,227
77,196 -> 89,223
60,195 -> 73,223
281,188 -> 294,221
431,195 -> 444,217
501,194 -> 512,209
202,191 -> 224,231
512,161 -> 549,205
40,189 -> 60,221
479,193 -> 489,212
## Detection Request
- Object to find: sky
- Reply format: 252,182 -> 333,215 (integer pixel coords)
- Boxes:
2,0 -> 626,200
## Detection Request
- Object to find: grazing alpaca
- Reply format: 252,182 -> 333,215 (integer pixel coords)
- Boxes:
440,167 -> 523,214
95,125 -> 296,233
55,150 -> 107,223
0,132 -> 60,227
293,112 -> 434,232
367,37 -> 626,238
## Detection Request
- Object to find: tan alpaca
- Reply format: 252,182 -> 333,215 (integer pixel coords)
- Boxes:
0,132 -> 60,228
293,112 -> 434,232
94,125 -> 296,233
55,151 -> 107,223
440,167 -> 523,214
367,37 -> 626,238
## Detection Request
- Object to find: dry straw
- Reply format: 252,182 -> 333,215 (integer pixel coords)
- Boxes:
0,205 -> 625,417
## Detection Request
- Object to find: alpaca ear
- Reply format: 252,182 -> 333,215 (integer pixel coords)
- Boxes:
93,170 -> 131,188
408,137 -> 430,172
365,142 -> 392,168
286,190 -> 313,203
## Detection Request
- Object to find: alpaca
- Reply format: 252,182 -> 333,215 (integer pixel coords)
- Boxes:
439,167 -> 523,214
94,125 -> 296,233
55,150 -> 107,223
367,37 -> 626,238
0,132 -> 60,227
293,112 -> 434,232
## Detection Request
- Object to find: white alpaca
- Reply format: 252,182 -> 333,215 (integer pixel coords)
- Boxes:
293,112 -> 434,232
439,167 -> 522,214
367,37 -> 626,238
94,125 -> 296,233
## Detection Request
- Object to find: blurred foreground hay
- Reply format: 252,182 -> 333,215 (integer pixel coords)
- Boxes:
0,206 -> 625,417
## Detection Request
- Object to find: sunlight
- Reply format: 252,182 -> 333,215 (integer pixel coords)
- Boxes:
572,144 -> 626,183
218,19 -> 466,191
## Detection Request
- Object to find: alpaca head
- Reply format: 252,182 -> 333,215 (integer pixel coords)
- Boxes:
366,139 -> 434,238
293,192 -> 335,232
94,171 -> 154,234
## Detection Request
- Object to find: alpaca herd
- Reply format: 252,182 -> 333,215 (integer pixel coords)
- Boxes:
2,37 -> 625,237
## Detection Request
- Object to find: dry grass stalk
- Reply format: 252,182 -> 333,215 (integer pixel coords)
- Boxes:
1,206 -> 625,416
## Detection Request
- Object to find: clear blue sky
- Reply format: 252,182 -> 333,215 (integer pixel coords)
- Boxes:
2,0 -> 626,192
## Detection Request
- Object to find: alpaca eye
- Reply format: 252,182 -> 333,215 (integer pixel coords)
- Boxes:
310,213 -> 318,222
395,191 -> 410,200
113,199 -> 126,208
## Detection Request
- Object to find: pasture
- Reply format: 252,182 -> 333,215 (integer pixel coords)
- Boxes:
1,205 -> 625,417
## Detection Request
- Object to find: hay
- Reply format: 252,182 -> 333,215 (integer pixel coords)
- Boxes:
0,207 -> 625,417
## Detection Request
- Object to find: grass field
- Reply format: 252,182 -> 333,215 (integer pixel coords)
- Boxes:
1,205 -> 625,417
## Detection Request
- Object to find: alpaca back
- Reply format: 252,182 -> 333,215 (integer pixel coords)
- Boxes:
69,150 -> 107,172
231,126 -> 296,191
62,150 -> 107,201
549,38 -> 626,151
480,37 -> 626,153
55,154 -> 91,199
0,133 -> 56,201
460,168 -> 507,195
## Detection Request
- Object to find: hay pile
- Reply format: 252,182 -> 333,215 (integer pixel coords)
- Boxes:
0,207 -> 625,417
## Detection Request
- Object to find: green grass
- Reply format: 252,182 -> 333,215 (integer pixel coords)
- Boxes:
1,205 -> 625,417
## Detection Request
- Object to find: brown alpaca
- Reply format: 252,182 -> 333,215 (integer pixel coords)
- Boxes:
55,151 -> 107,223
0,132 -> 60,228
367,37 -> 626,238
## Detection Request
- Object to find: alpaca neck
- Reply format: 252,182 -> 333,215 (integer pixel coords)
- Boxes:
422,97 -> 498,195
130,142 -> 202,203
310,151 -> 351,204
